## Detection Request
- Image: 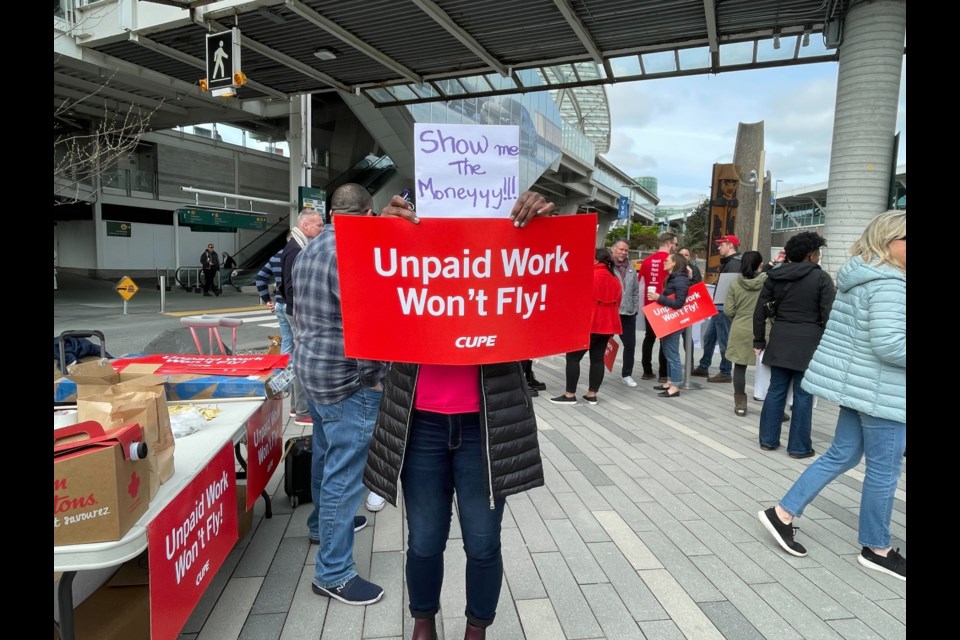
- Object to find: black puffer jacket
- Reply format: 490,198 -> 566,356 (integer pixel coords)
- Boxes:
363,362 -> 544,507
752,261 -> 835,371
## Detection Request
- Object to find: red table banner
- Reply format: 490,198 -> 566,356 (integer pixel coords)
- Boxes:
641,281 -> 718,339
111,353 -> 289,375
335,214 -> 597,364
243,395 -> 283,510
147,444 -> 238,640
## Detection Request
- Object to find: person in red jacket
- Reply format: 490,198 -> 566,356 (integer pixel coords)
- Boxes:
550,247 -> 623,406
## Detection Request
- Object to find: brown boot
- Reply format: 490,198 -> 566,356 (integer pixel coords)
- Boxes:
464,622 -> 486,640
412,617 -> 438,640
734,393 -> 748,416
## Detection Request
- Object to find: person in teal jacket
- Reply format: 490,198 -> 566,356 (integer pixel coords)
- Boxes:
758,210 -> 906,582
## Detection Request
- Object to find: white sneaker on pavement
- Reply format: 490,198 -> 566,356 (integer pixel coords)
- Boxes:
622,376 -> 638,388
366,491 -> 386,512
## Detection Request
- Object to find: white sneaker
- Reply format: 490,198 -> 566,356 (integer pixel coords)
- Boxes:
365,491 -> 386,512
622,376 -> 638,388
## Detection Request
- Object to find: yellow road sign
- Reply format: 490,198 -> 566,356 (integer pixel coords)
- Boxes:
115,275 -> 139,301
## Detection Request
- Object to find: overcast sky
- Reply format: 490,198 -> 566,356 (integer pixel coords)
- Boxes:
602,59 -> 906,206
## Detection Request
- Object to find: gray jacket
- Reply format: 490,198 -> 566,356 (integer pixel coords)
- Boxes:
614,259 -> 640,316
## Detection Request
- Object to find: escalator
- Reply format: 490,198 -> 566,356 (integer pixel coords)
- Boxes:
222,153 -> 398,283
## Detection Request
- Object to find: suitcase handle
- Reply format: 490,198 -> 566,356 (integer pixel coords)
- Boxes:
58,330 -> 106,375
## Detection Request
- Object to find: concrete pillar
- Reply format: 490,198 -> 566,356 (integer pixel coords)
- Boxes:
821,0 -> 905,276
287,94 -> 311,228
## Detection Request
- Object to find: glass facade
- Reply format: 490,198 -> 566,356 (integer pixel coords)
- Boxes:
406,70 -> 565,192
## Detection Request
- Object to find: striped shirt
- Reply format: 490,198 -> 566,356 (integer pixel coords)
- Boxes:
291,226 -> 386,404
255,250 -> 284,304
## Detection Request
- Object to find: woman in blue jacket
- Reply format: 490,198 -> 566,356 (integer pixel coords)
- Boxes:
758,210 -> 906,581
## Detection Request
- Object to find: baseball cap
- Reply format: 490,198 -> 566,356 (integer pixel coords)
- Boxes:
715,235 -> 739,247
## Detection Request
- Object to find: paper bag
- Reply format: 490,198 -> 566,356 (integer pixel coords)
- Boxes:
76,384 -> 176,500
603,336 -> 619,372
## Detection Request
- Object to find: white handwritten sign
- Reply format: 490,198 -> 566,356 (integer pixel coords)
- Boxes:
414,123 -> 520,218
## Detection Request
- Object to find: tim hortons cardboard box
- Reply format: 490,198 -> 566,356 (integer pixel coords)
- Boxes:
54,421 -> 150,546
237,482 -> 254,540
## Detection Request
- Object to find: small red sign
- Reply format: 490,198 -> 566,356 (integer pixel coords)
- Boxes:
243,396 -> 283,510
641,281 -> 718,339
603,336 -> 619,372
111,353 -> 289,375
147,444 -> 238,640
335,215 -> 597,364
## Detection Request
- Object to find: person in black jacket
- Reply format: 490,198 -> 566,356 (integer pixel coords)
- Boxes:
282,208 -> 325,426
647,253 -> 690,398
200,243 -> 220,296
363,190 -> 551,640
753,231 -> 835,458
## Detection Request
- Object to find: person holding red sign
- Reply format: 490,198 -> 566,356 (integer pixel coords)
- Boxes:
550,247 -> 623,406
638,233 -> 678,382
647,252 -> 690,398
363,190 -> 552,640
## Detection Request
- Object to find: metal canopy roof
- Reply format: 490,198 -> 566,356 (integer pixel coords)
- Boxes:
55,0 -> 873,150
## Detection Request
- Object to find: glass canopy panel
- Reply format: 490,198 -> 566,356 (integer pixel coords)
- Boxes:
458,74 -> 492,93
608,54 -> 641,78
757,36 -> 795,62
386,84 -> 420,101
365,87 -> 397,103
435,78 -> 467,97
718,41 -> 755,66
639,50 -> 678,75
408,83 -> 440,99
677,46 -> 711,70
485,73 -> 517,91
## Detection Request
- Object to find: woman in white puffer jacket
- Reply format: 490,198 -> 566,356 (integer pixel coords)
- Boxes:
758,210 -> 906,582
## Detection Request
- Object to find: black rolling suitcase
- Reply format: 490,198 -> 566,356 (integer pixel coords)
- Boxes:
283,436 -> 313,508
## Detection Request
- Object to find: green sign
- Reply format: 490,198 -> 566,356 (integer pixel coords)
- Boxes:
106,221 -> 132,237
176,207 -> 267,230
298,186 -> 326,218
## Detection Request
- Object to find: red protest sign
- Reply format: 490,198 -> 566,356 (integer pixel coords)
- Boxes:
243,395 -> 283,510
111,353 -> 289,375
603,336 -> 619,372
148,443 -> 238,640
641,281 -> 718,339
335,214 -> 596,364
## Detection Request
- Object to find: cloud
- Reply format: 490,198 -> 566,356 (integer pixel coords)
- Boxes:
604,61 -> 906,204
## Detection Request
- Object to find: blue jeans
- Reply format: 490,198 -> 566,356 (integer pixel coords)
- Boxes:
660,330 -> 682,385
781,406 -> 906,549
274,301 -> 294,355
402,410 -> 506,628
308,387 -> 382,588
698,310 -> 731,375
758,366 -> 814,455
289,314 -> 308,417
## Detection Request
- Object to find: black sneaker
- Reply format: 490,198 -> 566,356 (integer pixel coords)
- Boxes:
858,547 -> 906,581
581,395 -> 598,405
758,507 -> 807,557
312,575 -> 384,605
528,387 -> 539,397
549,395 -> 577,405
527,377 -> 547,391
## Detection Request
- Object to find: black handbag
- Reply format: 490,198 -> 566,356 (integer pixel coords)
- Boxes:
764,280 -> 793,319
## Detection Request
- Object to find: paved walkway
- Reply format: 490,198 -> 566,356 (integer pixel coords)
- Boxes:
182,358 -> 906,640
53,274 -> 906,639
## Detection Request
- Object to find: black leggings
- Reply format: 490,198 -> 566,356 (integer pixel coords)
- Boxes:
733,363 -> 747,395
565,333 -> 611,393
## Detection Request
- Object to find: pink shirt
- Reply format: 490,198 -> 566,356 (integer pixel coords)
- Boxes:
414,365 -> 481,414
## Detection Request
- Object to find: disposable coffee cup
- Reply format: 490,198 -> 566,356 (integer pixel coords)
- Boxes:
647,286 -> 656,294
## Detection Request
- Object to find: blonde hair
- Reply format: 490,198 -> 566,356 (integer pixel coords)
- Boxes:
850,210 -> 905,273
